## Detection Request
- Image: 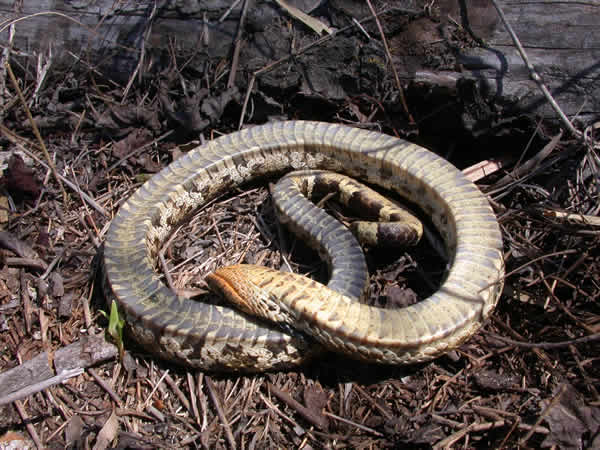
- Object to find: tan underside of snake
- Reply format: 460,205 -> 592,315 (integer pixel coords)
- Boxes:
102,121 -> 504,372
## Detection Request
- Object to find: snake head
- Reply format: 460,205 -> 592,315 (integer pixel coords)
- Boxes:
206,264 -> 291,325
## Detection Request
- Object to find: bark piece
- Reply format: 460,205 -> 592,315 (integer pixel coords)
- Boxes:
0,335 -> 117,398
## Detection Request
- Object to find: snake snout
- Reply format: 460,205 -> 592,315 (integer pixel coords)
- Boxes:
207,265 -> 292,325
206,265 -> 269,318
206,266 -> 252,314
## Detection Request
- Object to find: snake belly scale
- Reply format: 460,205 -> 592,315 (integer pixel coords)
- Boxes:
102,121 -> 504,371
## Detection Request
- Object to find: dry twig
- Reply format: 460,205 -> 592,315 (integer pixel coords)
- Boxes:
267,382 -> 328,430
365,0 -> 413,124
487,332 -> 600,350
490,0 -> 582,139
0,368 -> 83,407
206,377 -> 236,450
5,62 -> 69,204
227,0 -> 250,89
13,400 -> 43,448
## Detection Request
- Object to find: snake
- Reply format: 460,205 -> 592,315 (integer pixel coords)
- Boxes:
102,121 -> 504,371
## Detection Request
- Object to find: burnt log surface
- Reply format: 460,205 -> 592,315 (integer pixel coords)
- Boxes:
1,0 -> 599,130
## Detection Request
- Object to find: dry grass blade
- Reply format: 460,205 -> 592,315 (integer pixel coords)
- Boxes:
205,377 -> 236,449
5,62 -> 68,204
0,132 -> 108,217
227,0 -> 250,89
275,0 -> 333,35
490,131 -> 563,192
487,332 -> 600,349
13,400 -> 42,449
365,0 -> 413,124
88,368 -> 122,408
543,210 -> 600,227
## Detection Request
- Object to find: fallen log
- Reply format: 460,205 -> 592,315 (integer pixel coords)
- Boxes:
1,0 -> 598,131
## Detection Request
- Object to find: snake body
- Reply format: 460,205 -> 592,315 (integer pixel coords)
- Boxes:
103,121 -> 504,371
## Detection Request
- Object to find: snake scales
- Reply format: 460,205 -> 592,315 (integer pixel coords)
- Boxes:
103,121 -> 504,371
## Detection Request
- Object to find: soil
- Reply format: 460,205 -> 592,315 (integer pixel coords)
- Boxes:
0,2 -> 599,449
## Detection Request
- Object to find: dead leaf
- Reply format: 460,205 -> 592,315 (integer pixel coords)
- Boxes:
200,87 -> 240,126
93,409 -> 119,450
137,154 -> 162,173
541,383 -> 600,449
473,369 -> 520,391
303,383 -> 329,430
2,154 -> 41,199
58,292 -> 74,319
0,231 -> 39,259
303,383 -> 328,412
49,272 -> 64,297
65,415 -> 84,448
406,423 -> 447,445
109,103 -> 161,133
160,83 -> 239,133
111,128 -> 153,161
379,256 -> 416,281
36,229 -> 50,248
122,351 -> 138,374
383,284 -> 418,309
160,84 -> 209,132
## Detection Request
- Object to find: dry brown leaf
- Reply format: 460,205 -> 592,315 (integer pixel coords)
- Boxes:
541,384 -> 600,449
92,409 -> 119,450
2,154 -> 41,199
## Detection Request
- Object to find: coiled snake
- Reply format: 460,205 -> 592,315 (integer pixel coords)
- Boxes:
102,121 -> 504,371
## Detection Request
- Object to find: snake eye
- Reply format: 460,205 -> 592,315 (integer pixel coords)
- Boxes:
266,300 -> 280,314
260,300 -> 281,320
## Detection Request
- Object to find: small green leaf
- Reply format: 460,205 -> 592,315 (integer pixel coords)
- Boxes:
102,300 -> 125,359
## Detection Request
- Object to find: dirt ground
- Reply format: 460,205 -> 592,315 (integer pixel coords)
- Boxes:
1,3 -> 600,450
